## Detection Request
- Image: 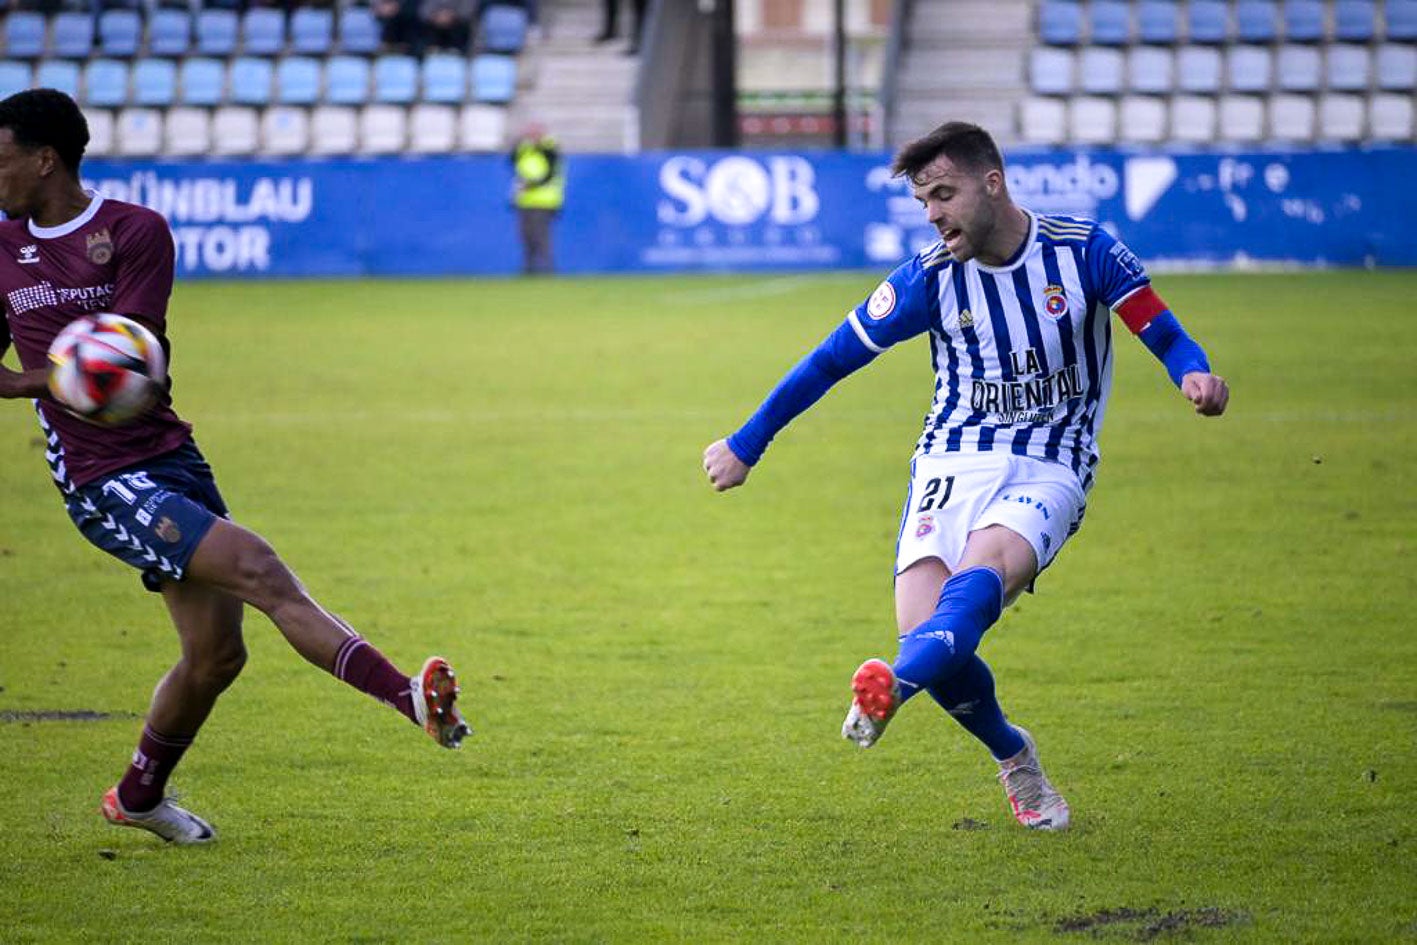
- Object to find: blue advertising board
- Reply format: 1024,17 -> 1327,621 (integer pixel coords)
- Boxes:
82,147 -> 1417,279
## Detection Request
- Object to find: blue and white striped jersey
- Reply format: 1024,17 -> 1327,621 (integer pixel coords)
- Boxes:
845,210 -> 1150,490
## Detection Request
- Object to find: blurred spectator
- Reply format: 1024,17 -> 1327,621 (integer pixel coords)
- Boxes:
594,0 -> 646,53
373,0 -> 421,53
510,122 -> 564,275
419,0 -> 475,53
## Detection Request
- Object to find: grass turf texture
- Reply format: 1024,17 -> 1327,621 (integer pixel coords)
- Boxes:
1,270 -> 1413,943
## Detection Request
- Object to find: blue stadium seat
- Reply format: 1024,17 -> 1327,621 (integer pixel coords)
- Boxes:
1089,1 -> 1131,45
1137,1 -> 1180,44
1282,0 -> 1325,42
422,53 -> 468,102
1176,44 -> 1223,92
337,6 -> 380,54
1187,0 -> 1229,43
290,7 -> 333,55
1029,47 -> 1075,95
1235,0 -> 1278,42
1128,46 -> 1174,93
83,59 -> 129,107
374,54 -> 418,103
471,54 -> 516,104
196,10 -> 238,57
241,8 -> 286,56
98,9 -> 142,57
148,9 -> 191,58
1333,0 -> 1376,41
276,55 -> 321,105
1375,43 -> 1417,88
324,55 -> 370,104
228,56 -> 273,105
1079,47 -> 1125,93
35,59 -> 81,98
179,57 -> 224,106
51,12 -> 94,59
132,58 -> 177,106
1385,0 -> 1417,41
0,61 -> 31,99
1325,44 -> 1370,90
1275,44 -> 1321,90
478,3 -> 529,54
1039,1 -> 1083,45
1227,45 -> 1274,92
3,12 -> 46,59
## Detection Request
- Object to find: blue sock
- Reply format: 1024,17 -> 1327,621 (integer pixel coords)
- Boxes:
927,655 -> 1025,760
892,567 -> 1004,702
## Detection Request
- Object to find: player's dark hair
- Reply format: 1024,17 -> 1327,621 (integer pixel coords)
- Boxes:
891,122 -> 1004,183
0,88 -> 89,177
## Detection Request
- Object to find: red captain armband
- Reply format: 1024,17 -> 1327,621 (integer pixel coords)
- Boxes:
1114,286 -> 1169,334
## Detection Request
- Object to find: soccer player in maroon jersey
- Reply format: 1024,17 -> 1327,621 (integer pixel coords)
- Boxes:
0,90 -> 472,844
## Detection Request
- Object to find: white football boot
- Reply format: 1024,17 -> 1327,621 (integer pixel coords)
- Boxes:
101,786 -> 216,844
841,658 -> 901,748
997,726 -> 1070,830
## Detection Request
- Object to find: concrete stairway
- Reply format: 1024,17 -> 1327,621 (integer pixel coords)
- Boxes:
890,0 -> 1033,149
508,0 -> 642,153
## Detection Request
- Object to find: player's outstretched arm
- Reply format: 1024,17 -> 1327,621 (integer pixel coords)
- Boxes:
0,363 -> 48,399
1181,371 -> 1229,416
703,438 -> 751,492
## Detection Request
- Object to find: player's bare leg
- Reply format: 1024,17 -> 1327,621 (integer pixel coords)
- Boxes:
102,581 -> 243,843
183,519 -> 470,747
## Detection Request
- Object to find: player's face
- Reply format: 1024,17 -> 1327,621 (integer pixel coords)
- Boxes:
0,128 -> 46,220
909,154 -> 1003,262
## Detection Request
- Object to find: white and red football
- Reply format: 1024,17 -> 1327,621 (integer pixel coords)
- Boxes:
46,313 -> 167,426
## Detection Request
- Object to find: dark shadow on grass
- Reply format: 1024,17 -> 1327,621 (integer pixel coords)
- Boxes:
0,709 -> 139,723
1054,906 -> 1248,940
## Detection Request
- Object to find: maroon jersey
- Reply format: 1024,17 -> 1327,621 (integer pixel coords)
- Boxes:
0,195 -> 191,487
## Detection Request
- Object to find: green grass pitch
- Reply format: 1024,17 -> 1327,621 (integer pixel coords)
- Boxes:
1,269 -> 1414,943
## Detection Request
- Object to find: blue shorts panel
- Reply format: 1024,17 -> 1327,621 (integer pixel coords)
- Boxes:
63,442 -> 229,590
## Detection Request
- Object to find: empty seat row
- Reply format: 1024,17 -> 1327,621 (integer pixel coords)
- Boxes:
1030,42 -> 1417,93
1,3 -> 530,59
1040,0 -> 1417,46
1019,91 -> 1414,142
0,54 -> 518,108
81,103 -> 511,156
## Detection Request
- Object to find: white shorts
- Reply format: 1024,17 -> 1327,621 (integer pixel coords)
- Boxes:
895,452 -> 1087,576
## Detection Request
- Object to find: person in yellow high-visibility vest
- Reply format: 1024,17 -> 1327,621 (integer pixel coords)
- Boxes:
510,124 -> 564,275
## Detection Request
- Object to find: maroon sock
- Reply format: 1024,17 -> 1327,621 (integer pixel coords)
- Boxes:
117,725 -> 193,813
333,635 -> 416,722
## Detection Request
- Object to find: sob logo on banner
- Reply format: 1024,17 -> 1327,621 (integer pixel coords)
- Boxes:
656,156 -> 821,227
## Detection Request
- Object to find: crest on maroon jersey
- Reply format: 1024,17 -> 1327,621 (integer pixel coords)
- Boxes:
85,228 -> 114,265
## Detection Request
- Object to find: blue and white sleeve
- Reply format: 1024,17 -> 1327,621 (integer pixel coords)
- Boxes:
1087,226 -> 1211,387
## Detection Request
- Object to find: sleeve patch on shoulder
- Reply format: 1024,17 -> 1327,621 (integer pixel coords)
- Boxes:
1108,241 -> 1145,278
866,281 -> 896,320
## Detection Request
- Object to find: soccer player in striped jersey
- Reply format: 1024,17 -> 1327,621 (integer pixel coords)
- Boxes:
0,90 -> 471,845
703,122 -> 1228,831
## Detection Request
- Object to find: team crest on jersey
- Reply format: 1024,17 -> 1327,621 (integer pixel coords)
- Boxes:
958,309 -> 974,329
915,514 -> 935,539
153,516 -> 182,544
86,229 -> 114,265
17,244 -> 38,265
1042,285 -> 1069,319
866,281 -> 896,320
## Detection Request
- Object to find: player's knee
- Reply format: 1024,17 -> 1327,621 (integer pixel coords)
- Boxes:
230,538 -> 300,610
201,640 -> 247,689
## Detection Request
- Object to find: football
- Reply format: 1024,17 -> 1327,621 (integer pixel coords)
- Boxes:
46,313 -> 167,426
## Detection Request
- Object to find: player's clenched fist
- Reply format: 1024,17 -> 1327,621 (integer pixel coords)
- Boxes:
1181,372 -> 1229,416
703,438 -> 751,492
